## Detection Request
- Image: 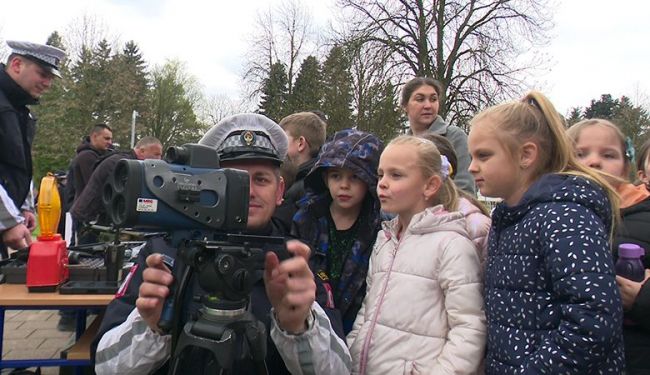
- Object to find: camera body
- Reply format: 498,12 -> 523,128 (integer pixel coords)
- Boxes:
102,144 -> 250,231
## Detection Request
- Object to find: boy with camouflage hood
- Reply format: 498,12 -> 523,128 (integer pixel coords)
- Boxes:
291,129 -> 383,333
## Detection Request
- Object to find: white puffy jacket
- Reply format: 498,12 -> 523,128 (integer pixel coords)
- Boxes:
347,205 -> 486,375
457,197 -> 491,273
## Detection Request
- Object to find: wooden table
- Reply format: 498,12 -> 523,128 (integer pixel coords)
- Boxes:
0,284 -> 114,373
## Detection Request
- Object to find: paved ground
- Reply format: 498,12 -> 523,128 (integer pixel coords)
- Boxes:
3,310 -> 82,375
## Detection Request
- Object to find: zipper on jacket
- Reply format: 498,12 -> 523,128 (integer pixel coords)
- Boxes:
358,234 -> 402,375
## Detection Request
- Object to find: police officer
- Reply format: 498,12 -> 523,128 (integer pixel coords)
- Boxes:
0,41 -> 66,258
93,114 -> 351,374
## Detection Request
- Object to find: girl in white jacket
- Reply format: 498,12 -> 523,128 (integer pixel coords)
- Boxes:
347,135 -> 486,374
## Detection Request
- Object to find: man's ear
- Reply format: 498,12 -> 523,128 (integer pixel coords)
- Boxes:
7,56 -> 23,75
276,175 -> 285,206
519,141 -> 538,170
297,136 -> 308,153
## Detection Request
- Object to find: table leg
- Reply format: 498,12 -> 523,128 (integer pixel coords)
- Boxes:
75,308 -> 87,341
0,307 -> 4,363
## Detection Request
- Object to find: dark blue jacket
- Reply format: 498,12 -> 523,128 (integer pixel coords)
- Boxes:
614,196 -> 650,372
485,173 -> 624,374
291,129 -> 383,333
0,66 -> 37,212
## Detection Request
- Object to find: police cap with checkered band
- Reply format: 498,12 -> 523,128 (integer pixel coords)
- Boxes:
199,113 -> 288,166
7,40 -> 66,78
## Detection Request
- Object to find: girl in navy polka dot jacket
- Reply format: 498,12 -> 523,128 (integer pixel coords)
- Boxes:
468,91 -> 625,374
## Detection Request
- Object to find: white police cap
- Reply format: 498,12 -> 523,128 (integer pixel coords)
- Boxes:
199,113 -> 288,166
7,40 -> 66,78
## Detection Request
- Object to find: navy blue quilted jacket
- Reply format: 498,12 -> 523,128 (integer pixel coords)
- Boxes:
485,173 -> 625,374
291,129 -> 383,333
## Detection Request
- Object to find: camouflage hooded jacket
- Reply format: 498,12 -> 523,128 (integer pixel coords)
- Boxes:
291,129 -> 384,332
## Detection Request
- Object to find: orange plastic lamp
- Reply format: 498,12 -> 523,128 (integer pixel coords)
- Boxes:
27,173 -> 68,291
37,173 -> 61,240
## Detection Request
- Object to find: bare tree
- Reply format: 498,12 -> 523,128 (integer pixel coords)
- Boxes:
0,29 -> 7,62
198,94 -> 250,127
336,0 -> 553,129
242,0 -> 318,104
63,13 -> 115,63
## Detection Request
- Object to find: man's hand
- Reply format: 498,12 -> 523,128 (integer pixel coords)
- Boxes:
135,254 -> 174,332
264,240 -> 316,334
616,269 -> 650,310
2,224 -> 32,250
22,210 -> 36,231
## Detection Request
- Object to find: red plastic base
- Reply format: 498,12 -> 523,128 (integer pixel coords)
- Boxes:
26,234 -> 69,290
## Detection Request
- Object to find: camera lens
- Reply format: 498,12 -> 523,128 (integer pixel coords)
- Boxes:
112,194 -> 127,226
102,182 -> 113,207
113,161 -> 129,193
165,146 -> 189,164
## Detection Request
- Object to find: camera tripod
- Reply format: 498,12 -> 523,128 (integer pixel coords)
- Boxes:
168,297 -> 268,375
161,234 -> 286,375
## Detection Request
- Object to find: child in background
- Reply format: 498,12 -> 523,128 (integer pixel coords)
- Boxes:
568,119 -> 650,374
291,129 -> 383,334
347,135 -> 485,374
468,91 -> 624,374
274,112 -> 328,232
420,133 -> 491,270
636,138 -> 650,191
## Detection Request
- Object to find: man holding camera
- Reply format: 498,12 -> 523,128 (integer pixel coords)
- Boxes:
93,114 -> 350,374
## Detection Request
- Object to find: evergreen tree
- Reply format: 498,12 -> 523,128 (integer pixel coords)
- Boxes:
287,56 -> 321,113
45,32 -> 65,49
258,62 -> 289,122
68,45 -> 97,136
566,107 -> 583,126
111,41 -> 150,147
360,82 -> 402,144
584,94 -> 619,119
321,46 -> 353,133
32,31 -> 75,182
90,39 -> 121,127
613,96 -> 650,150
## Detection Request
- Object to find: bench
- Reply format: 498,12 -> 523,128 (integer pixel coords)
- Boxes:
62,314 -> 103,361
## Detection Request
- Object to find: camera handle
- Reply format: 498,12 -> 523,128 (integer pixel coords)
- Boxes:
168,302 -> 268,375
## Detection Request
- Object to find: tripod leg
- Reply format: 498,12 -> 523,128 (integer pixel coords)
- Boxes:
244,319 -> 268,375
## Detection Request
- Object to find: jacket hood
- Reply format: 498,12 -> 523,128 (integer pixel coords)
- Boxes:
305,129 -> 384,199
493,173 -> 613,231
382,204 -> 468,239
617,182 -> 650,209
458,196 -> 482,216
75,136 -> 94,153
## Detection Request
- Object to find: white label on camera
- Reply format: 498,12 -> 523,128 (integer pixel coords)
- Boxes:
136,198 -> 158,212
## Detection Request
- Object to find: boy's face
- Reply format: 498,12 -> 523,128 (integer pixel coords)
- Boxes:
284,131 -> 303,164
325,167 -> 367,212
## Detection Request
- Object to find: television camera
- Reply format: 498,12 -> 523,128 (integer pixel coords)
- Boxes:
103,143 -> 289,374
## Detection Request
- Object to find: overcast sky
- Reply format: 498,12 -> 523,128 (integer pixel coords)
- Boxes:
1,0 -> 648,116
